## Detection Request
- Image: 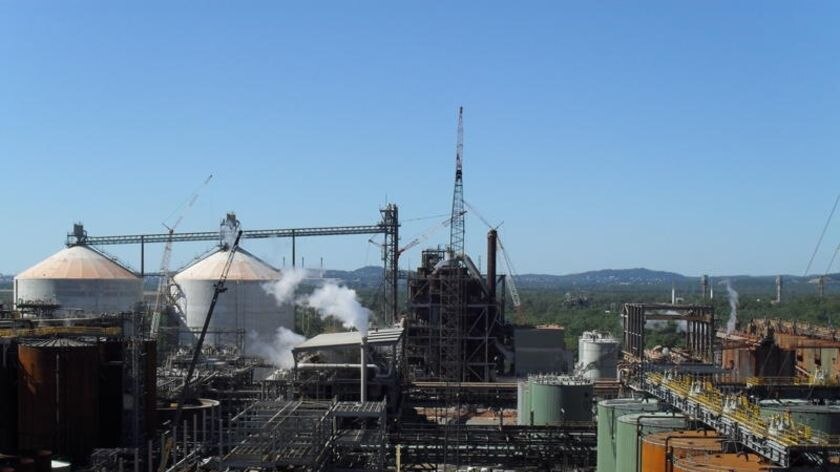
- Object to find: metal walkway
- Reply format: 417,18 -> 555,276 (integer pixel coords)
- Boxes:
639,372 -> 840,467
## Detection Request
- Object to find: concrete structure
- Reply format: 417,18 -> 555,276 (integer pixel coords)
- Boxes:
174,247 -> 294,348
578,331 -> 619,380
14,245 -> 142,315
514,326 -> 570,376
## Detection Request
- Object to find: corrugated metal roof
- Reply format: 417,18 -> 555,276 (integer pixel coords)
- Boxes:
174,247 -> 280,281
293,327 -> 404,352
15,245 -> 138,280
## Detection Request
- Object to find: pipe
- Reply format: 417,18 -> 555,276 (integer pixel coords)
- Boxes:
296,363 -> 381,375
487,229 -> 497,300
360,336 -> 368,402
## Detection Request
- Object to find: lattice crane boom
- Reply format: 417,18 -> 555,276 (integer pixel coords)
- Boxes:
450,106 -> 465,257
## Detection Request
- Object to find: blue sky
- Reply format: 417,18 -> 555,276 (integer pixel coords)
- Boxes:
1,2 -> 839,276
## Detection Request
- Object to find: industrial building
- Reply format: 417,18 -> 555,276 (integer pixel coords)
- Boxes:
4,108 -> 840,472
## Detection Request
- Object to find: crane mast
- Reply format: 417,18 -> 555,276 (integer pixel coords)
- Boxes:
450,106 -> 465,257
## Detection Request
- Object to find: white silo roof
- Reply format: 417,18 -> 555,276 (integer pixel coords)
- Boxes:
15,245 -> 138,280
174,247 -> 280,281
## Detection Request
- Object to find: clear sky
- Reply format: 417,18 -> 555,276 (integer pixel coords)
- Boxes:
1,2 -> 839,277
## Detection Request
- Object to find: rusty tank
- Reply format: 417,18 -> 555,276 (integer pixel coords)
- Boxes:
17,339 -> 100,462
641,429 -> 721,472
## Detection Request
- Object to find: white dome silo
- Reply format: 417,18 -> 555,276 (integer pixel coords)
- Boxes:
173,247 -> 294,349
14,245 -> 143,316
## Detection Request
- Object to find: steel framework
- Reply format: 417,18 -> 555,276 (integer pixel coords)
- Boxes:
66,205 -> 401,322
622,303 -> 715,362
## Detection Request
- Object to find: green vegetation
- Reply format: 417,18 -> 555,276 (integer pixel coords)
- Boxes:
512,288 -> 840,352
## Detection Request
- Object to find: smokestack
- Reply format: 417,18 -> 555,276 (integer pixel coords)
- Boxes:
487,229 -> 497,300
671,286 -> 676,304
701,275 -> 709,300
776,275 -> 783,304
360,336 -> 368,403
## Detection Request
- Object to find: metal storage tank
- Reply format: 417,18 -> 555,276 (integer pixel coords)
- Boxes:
596,398 -> 660,472
516,380 -> 531,425
14,245 -> 142,315
673,452 -> 771,472
0,343 -> 18,453
174,247 -> 294,348
761,403 -> 840,435
17,339 -> 100,462
640,430 -> 720,472
528,375 -> 593,425
614,412 -> 688,472
578,331 -> 619,380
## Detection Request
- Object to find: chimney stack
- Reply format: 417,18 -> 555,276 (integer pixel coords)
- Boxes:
360,336 -> 368,403
775,275 -> 783,304
487,229 -> 498,300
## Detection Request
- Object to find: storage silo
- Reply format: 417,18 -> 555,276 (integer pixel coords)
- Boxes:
614,412 -> 688,472
174,247 -> 294,348
14,245 -> 142,315
578,331 -> 619,380
596,398 -> 660,472
17,339 -> 100,462
528,375 -> 593,425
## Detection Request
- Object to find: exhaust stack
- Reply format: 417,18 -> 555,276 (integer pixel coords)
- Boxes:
360,335 -> 368,403
487,229 -> 497,300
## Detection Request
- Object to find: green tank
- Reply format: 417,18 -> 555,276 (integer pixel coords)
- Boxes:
528,375 -> 593,425
614,412 -> 687,472
761,402 -> 840,435
596,399 -> 660,472
517,380 -> 532,425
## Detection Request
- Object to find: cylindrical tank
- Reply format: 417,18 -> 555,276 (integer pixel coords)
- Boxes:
641,430 -> 720,472
0,343 -> 18,452
14,245 -> 142,315
596,398 -> 660,472
17,339 -> 100,463
174,247 -> 294,348
578,331 -> 619,380
516,380 -> 531,425
673,452 -> 771,472
761,403 -> 840,435
528,375 -> 593,424
615,412 -> 688,472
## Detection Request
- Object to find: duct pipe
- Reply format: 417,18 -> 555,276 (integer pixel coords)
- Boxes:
360,336 -> 368,402
487,229 -> 497,300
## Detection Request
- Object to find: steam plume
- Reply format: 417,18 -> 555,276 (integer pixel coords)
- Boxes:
261,267 -> 371,335
300,283 -> 370,336
724,279 -> 739,334
246,327 -> 305,368
262,267 -> 307,305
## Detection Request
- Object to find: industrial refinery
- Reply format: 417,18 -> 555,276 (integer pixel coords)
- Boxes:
2,108 -> 840,472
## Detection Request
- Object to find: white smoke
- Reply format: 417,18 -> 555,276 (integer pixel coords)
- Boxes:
261,267 -> 371,336
246,327 -> 305,369
300,283 -> 370,336
724,279 -> 739,334
262,267 -> 308,305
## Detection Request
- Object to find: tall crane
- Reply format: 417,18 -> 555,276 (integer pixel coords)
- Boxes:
450,106 -> 465,257
150,174 -> 213,338
157,230 -> 243,472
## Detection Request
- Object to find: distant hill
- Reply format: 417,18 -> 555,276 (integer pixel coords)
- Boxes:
516,268 -> 687,289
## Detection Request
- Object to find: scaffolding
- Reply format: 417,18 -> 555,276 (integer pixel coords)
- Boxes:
406,250 -> 504,383
220,400 -> 387,472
